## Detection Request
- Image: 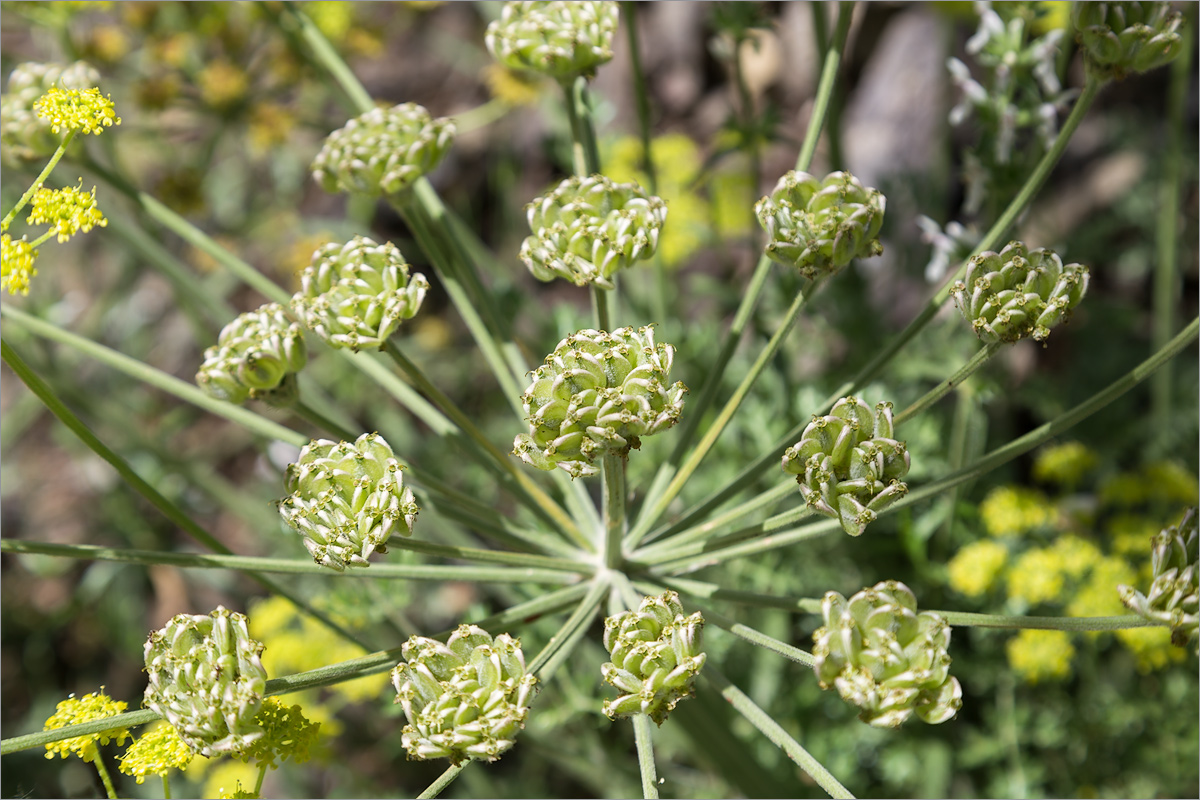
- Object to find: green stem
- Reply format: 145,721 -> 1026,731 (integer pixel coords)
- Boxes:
0,539 -> 586,583
603,454 -> 627,568
291,399 -> 359,441
894,342 -> 1002,426
162,774 -> 171,800
385,537 -> 588,572
701,666 -> 854,799
254,763 -> 267,797
2,131 -> 75,228
528,576 -> 610,680
563,77 -> 602,176
691,602 -> 815,667
271,3 -> 375,115
796,2 -> 853,174
627,278 -> 824,547
419,764 -> 467,800
92,750 -> 119,800
632,714 -> 660,800
635,577 -> 822,614
591,284 -> 612,331
935,611 -> 1154,631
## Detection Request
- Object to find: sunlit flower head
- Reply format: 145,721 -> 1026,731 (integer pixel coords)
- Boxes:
27,181 -> 107,243
43,688 -> 131,763
33,85 -> 121,135
2,233 -> 39,295
117,721 -> 194,783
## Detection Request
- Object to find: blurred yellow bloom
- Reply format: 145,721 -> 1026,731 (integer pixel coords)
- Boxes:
1115,626 -> 1187,673
980,485 -> 1054,537
201,759 -> 260,799
1108,513 -> 1161,557
1142,461 -> 1199,506
947,540 -> 1008,597
1007,629 -> 1074,683
86,24 -> 132,63
1049,534 -> 1102,580
303,1 -> 354,42
118,721 -> 193,784
198,61 -> 249,109
27,181 -> 107,242
483,62 -> 545,107
1066,555 -> 1136,619
1008,547 -> 1065,605
2,233 -> 39,295
248,102 -> 296,153
1032,441 -> 1097,488
33,86 -> 121,135
43,689 -> 130,763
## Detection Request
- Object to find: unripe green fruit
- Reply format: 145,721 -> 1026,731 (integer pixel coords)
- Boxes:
486,1 -> 620,82
1119,507 -> 1198,651
196,303 -> 307,406
1073,2 -> 1184,80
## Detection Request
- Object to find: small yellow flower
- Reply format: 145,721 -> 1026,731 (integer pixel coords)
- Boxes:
117,721 -> 194,784
2,233 -> 39,295
1032,441 -> 1097,488
27,181 -> 107,243
980,485 -> 1054,537
1007,629 -> 1075,683
234,698 -> 320,769
33,86 -> 121,135
947,540 -> 1009,597
43,688 -> 131,763
1007,547 -> 1065,605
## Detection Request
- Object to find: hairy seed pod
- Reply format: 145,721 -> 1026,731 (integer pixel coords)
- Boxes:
812,581 -> 962,728
755,170 -> 885,278
513,326 -> 687,477
601,592 -> 706,725
949,241 -> 1089,344
485,1 -> 620,82
279,433 -> 418,571
196,303 -> 307,406
1073,2 -> 1184,80
782,397 -> 910,537
391,625 -> 537,765
291,236 -> 429,352
1119,507 -> 1198,651
2,61 -> 99,165
520,175 -> 667,288
142,606 -> 267,757
311,102 -> 455,197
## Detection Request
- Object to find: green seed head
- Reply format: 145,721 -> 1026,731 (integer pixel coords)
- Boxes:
1073,1 -> 1184,80
601,592 -> 706,725
391,625 -> 537,765
279,433 -> 418,571
520,175 -> 668,288
311,102 -> 455,197
513,326 -> 687,477
755,170 -> 886,278
812,581 -> 962,728
196,303 -> 307,406
485,1 -> 620,81
782,397 -> 909,537
142,606 -> 268,757
291,236 -> 429,352
949,241 -> 1089,344
1119,507 -> 1198,650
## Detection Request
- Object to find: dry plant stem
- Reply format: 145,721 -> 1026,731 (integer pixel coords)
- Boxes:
0,339 -> 372,652
630,3 -> 854,545
0,540 -> 588,584
4,582 -> 594,756
633,714 -> 660,800
893,341 -> 1003,426
2,130 -> 75,228
648,316 -> 1199,573
702,666 -> 855,800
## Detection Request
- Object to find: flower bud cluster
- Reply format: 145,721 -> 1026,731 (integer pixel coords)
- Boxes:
143,606 -> 268,757
485,1 -> 620,82
513,326 -> 687,477
279,433 -> 418,570
1073,2 -> 1184,80
391,625 -> 537,765
2,61 -> 100,163
1119,507 -> 1198,650
755,170 -> 885,278
812,581 -> 962,728
601,592 -> 706,725
782,397 -> 909,537
311,102 -> 455,197
196,303 -> 307,405
520,175 -> 667,288
27,181 -> 107,243
949,241 -> 1089,344
291,236 -> 429,352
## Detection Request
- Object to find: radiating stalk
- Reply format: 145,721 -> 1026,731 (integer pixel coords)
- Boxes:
528,576 -> 610,679
894,342 -> 1002,426
291,400 -> 360,441
935,611 -> 1153,631
384,537 -> 589,572
418,764 -> 467,800
2,130 -> 75,228
687,602 -> 815,667
603,454 -> 628,567
702,666 -> 854,799
633,714 -> 660,799
635,577 -> 822,615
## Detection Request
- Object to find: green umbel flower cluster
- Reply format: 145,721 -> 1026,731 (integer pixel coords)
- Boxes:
143,606 -> 268,757
311,102 -> 455,197
520,175 -> 667,289
1073,2 -> 1184,80
485,1 -> 620,82
1,61 -> 99,164
513,326 -> 687,478
813,581 -> 962,728
196,303 -> 307,405
1119,507 -> 1198,650
601,592 -> 706,725
782,397 -> 909,537
391,625 -> 537,765
278,433 -> 418,571
291,236 -> 429,352
755,170 -> 885,278
949,241 -> 1089,344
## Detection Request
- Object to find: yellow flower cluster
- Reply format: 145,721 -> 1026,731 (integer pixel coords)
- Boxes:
979,485 -> 1054,536
1006,629 -> 1075,683
232,698 -> 320,770
1115,626 -> 1187,673
27,181 -> 107,243
483,62 -> 544,107
43,688 -> 131,763
1,233 -> 39,295
1065,555 -> 1135,619
1032,441 -> 1097,488
947,540 -> 1008,597
33,86 -> 121,135
1007,547 -> 1067,605
1100,461 -> 1199,508
117,721 -> 193,784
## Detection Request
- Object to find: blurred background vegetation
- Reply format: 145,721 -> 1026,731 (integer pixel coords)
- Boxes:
1,1 -> 1197,797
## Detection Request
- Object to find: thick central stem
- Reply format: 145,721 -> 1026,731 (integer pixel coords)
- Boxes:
602,454 -> 627,568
